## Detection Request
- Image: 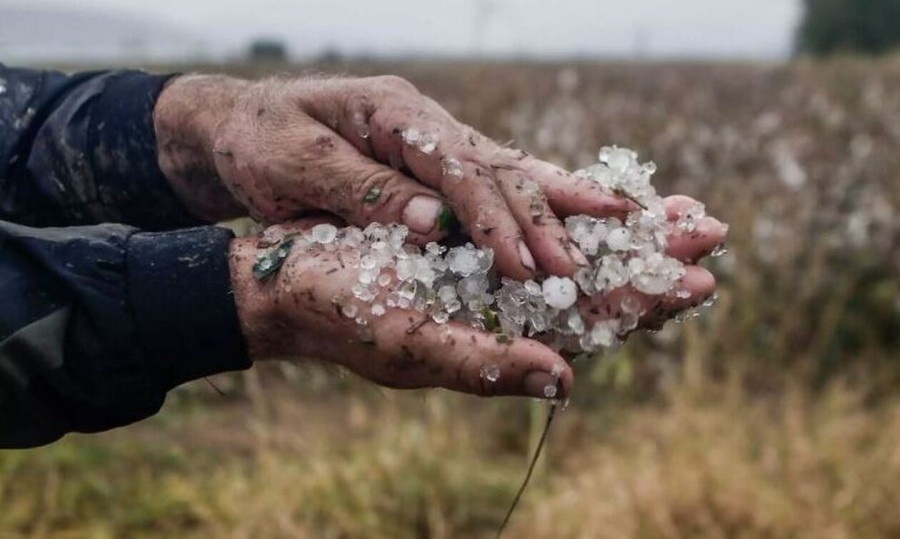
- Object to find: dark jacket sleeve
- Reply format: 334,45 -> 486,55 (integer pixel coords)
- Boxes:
0,64 -> 203,230
0,222 -> 250,448
0,66 -> 250,448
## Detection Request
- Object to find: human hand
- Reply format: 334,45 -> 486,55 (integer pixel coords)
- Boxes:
156,74 -> 636,281
228,218 -> 574,398
227,200 -> 725,399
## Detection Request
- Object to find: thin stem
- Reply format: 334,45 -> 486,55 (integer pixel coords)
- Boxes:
495,401 -> 558,539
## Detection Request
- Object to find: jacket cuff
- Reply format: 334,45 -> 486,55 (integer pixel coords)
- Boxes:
89,71 -> 203,230
127,226 -> 250,391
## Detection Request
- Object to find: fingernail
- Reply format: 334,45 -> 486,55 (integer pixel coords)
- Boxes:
524,371 -> 558,399
567,243 -> 589,266
402,196 -> 443,234
518,240 -> 536,273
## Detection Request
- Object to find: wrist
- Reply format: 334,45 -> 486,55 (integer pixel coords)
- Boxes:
154,74 -> 251,222
228,237 -> 287,360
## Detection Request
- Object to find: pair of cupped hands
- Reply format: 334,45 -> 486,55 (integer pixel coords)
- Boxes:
155,74 -> 728,400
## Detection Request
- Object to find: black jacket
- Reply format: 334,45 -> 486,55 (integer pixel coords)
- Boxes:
0,65 -> 250,448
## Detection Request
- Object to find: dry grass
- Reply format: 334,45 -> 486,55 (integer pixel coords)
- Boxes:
514,380 -> 900,539
7,372 -> 900,538
0,378 -> 530,539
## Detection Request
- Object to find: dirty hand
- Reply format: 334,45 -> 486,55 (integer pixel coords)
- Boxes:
227,202 -> 725,399
155,74 -> 636,281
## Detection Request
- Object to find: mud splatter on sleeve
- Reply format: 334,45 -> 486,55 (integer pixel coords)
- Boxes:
0,66 -> 250,447
0,64 -> 202,230
0,221 -> 250,448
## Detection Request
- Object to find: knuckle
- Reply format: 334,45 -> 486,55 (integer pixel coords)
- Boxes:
354,169 -> 404,214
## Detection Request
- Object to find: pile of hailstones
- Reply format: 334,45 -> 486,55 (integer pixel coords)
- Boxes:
263,146 -> 718,356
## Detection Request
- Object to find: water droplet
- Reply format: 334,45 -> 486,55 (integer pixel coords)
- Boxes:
710,243 -> 729,257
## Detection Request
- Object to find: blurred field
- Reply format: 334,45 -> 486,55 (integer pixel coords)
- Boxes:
2,57 -> 899,538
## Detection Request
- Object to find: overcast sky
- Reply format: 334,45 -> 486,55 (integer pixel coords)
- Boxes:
0,0 -> 803,61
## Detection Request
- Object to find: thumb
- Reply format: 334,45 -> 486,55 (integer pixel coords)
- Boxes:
336,153 -> 451,245
296,123 -> 451,245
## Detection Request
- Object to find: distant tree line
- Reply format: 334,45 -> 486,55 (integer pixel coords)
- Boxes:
248,39 -> 288,63
797,0 -> 900,56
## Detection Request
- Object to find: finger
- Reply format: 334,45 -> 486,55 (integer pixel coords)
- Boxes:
260,120 -> 451,244
367,110 -> 546,279
440,160 -> 537,280
494,168 -> 587,277
370,119 -> 535,278
368,312 -> 573,399
527,159 -> 635,219
664,195 -> 703,220
666,216 -> 729,263
663,195 -> 729,263
580,265 -> 716,330
333,92 -> 377,158
327,151 -> 449,245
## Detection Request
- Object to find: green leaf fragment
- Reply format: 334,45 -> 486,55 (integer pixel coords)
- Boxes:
481,306 -> 501,332
438,206 -> 458,232
363,187 -> 382,203
252,238 -> 295,281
